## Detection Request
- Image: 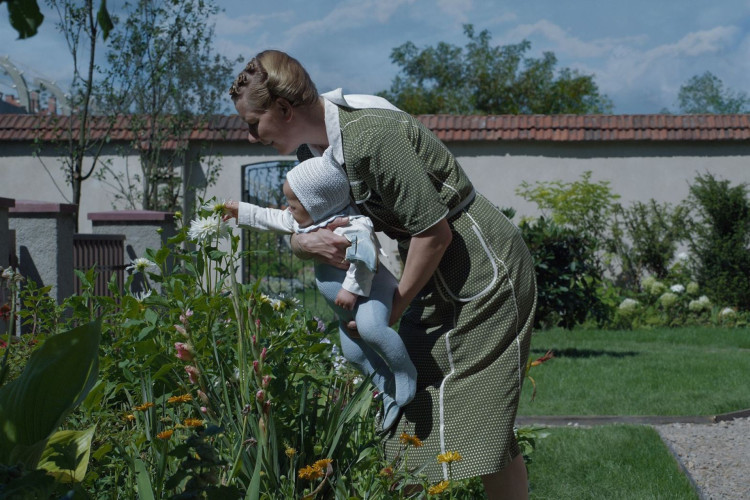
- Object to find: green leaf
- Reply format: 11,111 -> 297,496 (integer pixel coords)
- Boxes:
37,426 -> 97,482
135,458 -> 156,500
4,0 -> 44,39
0,319 -> 100,469
96,0 -> 114,40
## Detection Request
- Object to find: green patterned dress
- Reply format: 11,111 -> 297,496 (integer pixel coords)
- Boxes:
303,103 -> 537,482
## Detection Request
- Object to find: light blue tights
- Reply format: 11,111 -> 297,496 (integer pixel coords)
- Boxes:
315,263 -> 417,425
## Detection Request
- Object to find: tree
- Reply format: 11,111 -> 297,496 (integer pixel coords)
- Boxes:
677,71 -> 749,114
33,0 -> 114,231
97,0 -> 240,212
378,24 -> 612,115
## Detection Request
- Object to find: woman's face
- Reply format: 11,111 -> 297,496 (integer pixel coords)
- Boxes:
235,97 -> 298,155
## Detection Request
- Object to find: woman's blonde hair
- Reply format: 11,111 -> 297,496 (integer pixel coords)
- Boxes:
229,50 -> 318,110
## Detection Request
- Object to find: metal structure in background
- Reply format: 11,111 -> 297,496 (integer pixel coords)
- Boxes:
242,160 -> 327,316
73,234 -> 126,296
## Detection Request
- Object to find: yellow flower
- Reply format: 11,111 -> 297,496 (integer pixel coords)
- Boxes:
168,394 -> 193,404
125,414 -> 136,422
297,464 -> 324,481
427,480 -> 451,495
157,429 -> 174,440
314,458 -> 332,469
285,446 -> 297,459
183,418 -> 204,427
437,451 -> 462,464
134,402 -> 155,411
399,432 -> 423,447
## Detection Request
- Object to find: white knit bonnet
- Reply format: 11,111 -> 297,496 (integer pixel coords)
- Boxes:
286,148 -> 350,223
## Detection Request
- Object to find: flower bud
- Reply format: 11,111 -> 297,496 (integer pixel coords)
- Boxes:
256,389 -> 265,403
174,342 -> 194,361
185,365 -> 200,384
260,347 -> 267,361
253,360 -> 260,375
262,375 -> 271,388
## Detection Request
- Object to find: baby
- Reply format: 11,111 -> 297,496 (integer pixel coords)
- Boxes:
224,148 -> 416,430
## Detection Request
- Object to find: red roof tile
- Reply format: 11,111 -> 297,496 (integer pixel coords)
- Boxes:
1,113 -> 749,143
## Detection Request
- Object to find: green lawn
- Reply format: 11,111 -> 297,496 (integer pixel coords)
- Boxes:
519,326 -> 750,416
527,425 -> 699,500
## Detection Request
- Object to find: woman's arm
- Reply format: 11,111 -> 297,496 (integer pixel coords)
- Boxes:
290,222 -> 351,270
390,218 -> 453,325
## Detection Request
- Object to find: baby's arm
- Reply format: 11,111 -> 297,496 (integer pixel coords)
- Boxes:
223,200 -> 294,233
335,288 -> 359,310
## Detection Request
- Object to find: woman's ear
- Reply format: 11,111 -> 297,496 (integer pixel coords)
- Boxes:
276,98 -> 294,121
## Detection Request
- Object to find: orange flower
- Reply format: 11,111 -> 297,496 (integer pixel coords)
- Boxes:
313,458 -> 332,469
168,394 -> 193,404
183,418 -> 204,427
298,464 -> 324,481
399,432 -> 423,447
134,402 -> 155,411
124,414 -> 136,422
427,480 -> 450,495
379,466 -> 394,477
157,429 -> 174,440
437,451 -> 462,464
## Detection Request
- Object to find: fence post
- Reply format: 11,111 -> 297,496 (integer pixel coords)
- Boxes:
8,200 -> 77,304
0,197 -> 13,269
88,211 -> 176,291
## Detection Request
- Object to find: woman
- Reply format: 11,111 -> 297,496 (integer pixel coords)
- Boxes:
229,50 -> 537,498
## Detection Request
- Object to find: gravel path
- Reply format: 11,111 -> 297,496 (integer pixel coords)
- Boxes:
654,417 -> 750,500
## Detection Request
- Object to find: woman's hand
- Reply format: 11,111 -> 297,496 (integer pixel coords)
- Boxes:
290,217 -> 351,270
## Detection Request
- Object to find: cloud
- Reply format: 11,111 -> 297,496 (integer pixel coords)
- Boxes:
281,0 -> 416,45
502,19 -> 647,58
212,11 -> 294,36
436,0 -> 472,23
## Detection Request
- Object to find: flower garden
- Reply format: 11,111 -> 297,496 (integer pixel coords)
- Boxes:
1,170 -> 748,498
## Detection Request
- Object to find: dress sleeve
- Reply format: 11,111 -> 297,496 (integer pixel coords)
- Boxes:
353,126 -> 448,235
236,202 -> 295,234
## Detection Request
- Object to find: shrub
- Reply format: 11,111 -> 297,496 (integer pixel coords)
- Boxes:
610,200 -> 690,288
520,217 -> 610,329
686,173 -> 750,311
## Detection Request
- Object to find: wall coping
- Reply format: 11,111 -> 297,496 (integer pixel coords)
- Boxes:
88,210 -> 175,222
9,199 -> 77,214
0,197 -> 15,208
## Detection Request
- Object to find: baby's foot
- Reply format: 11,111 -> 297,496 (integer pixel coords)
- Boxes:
393,362 -> 417,407
380,394 -> 402,432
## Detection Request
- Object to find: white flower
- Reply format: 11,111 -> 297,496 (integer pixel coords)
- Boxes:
618,298 -> 639,311
688,295 -> 711,312
686,282 -> 700,295
642,276 -> 666,296
676,252 -> 689,262
659,292 -> 679,308
1,267 -> 13,280
126,257 -> 157,273
132,290 -> 152,302
201,198 -> 227,214
188,214 -> 231,241
670,284 -> 685,294
719,307 -> 736,318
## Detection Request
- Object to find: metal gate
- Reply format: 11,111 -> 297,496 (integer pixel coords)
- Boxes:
242,160 -> 328,317
73,234 -> 126,296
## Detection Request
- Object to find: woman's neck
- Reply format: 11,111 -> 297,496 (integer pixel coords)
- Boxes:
296,98 -> 329,149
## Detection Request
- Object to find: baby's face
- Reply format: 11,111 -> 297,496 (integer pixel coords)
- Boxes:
282,180 -> 313,227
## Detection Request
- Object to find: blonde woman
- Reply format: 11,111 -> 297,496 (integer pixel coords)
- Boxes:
229,50 -> 537,499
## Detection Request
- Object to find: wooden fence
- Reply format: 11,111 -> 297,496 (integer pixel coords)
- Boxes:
73,234 -> 125,296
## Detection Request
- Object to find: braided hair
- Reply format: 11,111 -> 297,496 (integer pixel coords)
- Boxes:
229,50 -> 318,110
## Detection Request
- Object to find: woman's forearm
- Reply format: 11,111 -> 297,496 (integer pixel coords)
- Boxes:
391,218 -> 453,323
290,227 -> 352,269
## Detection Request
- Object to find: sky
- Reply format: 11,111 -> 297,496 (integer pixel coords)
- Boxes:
2,0 -> 750,114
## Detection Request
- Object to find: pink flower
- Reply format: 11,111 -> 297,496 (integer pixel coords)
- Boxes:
179,309 -> 193,325
251,335 -> 257,345
174,324 -> 187,337
256,389 -> 265,403
201,406 -> 208,413
260,347 -> 267,361
185,365 -> 200,384
253,360 -> 260,375
262,375 -> 271,388
255,319 -> 261,329
197,390 -> 209,405
174,342 -> 194,361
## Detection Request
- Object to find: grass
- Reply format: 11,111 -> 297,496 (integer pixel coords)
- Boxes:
518,326 -> 750,416
527,425 -> 699,500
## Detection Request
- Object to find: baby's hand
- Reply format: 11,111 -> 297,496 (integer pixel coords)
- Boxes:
335,288 -> 359,311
